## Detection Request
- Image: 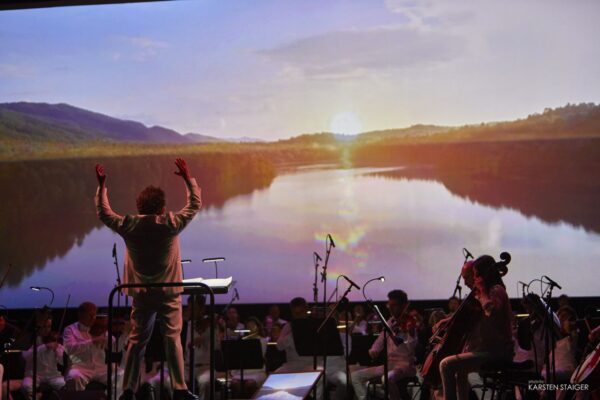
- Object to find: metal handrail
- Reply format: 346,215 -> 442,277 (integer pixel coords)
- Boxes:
107,282 -> 216,400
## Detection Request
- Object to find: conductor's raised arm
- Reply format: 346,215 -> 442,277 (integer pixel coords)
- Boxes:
94,163 -> 125,233
170,158 -> 202,233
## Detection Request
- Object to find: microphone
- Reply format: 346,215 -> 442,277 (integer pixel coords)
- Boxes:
314,252 -> 322,262
462,248 -> 473,260
342,275 -> 361,290
112,243 -> 117,258
543,275 -> 562,290
327,234 -> 336,248
234,288 -> 240,301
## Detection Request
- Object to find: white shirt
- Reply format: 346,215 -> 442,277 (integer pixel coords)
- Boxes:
23,343 -> 64,379
370,317 -> 417,370
63,322 -> 106,371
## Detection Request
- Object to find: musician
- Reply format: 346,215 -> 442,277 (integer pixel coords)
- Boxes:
230,317 -> 268,396
447,297 -> 460,315
351,304 -> 369,335
21,331 -> 65,399
351,290 -> 418,400
276,297 -> 348,400
183,295 -> 222,400
541,306 -> 579,383
439,255 -> 514,400
64,302 -> 113,391
95,158 -> 201,400
223,307 -> 244,340
264,305 -> 287,337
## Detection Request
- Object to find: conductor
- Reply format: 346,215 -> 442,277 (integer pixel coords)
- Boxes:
95,158 -> 202,400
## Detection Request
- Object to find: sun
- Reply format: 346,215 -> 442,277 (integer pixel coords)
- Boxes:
330,111 -> 363,136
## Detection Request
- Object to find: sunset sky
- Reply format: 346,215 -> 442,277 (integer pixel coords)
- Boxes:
1,0 -> 599,140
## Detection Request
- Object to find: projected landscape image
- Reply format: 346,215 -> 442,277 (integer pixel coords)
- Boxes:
1,1 -> 599,307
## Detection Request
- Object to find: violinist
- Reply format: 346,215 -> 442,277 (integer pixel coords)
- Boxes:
351,290 -> 418,400
64,302 -> 122,393
21,330 -> 65,399
439,255 -> 514,400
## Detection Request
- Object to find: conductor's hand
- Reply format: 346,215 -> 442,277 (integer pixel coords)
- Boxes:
95,164 -> 106,187
174,158 -> 191,181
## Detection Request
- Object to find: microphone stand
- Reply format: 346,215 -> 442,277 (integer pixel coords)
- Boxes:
320,235 -> 335,397
542,280 -> 559,400
317,282 -> 354,400
313,253 -> 320,304
452,248 -> 472,300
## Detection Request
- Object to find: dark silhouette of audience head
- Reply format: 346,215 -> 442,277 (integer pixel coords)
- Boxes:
136,185 -> 166,215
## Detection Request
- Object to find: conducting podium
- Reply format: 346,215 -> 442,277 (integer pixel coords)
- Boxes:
107,277 -> 234,400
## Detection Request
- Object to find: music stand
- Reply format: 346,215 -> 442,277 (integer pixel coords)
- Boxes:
252,371 -> 323,400
222,339 -> 264,396
291,318 -> 343,399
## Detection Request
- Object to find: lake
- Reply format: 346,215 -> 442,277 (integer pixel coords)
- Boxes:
1,160 -> 598,308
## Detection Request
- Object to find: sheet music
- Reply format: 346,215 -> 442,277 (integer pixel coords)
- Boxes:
182,276 -> 233,288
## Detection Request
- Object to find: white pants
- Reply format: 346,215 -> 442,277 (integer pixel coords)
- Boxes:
67,366 -> 123,396
351,364 -> 416,400
22,376 -> 65,398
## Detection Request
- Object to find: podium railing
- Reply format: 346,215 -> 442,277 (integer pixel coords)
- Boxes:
107,282 -> 216,400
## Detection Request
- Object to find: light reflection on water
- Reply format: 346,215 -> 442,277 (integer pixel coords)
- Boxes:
2,166 -> 598,308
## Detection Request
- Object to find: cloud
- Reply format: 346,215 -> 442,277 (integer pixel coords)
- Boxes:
115,36 -> 169,62
0,63 -> 35,79
257,26 -> 465,80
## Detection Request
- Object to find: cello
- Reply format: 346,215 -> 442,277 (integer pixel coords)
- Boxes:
421,251 -> 511,387
570,320 -> 600,390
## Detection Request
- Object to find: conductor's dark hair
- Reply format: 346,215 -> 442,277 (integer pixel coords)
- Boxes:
473,255 -> 505,290
387,290 -> 408,304
290,297 -> 307,308
136,185 -> 166,215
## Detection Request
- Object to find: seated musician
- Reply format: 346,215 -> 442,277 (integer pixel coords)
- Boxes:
264,305 -> 287,337
276,297 -> 348,400
351,289 -> 418,400
64,302 -> 123,393
447,297 -> 460,315
229,317 -> 268,396
183,295 -> 221,400
21,331 -> 65,399
439,255 -> 514,400
21,315 -> 65,399
541,306 -> 579,383
351,304 -> 368,335
223,307 -> 245,340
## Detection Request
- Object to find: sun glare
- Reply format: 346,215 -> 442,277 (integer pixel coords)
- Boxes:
330,111 -> 363,136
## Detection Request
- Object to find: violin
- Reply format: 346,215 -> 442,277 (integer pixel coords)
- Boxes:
90,315 -> 108,337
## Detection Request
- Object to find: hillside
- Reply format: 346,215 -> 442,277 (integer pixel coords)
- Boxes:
0,102 -> 192,143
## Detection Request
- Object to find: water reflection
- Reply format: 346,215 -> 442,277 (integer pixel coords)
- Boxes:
0,154 -> 275,288
1,165 -> 598,308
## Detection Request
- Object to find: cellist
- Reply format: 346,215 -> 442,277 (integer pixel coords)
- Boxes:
439,255 -> 514,400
